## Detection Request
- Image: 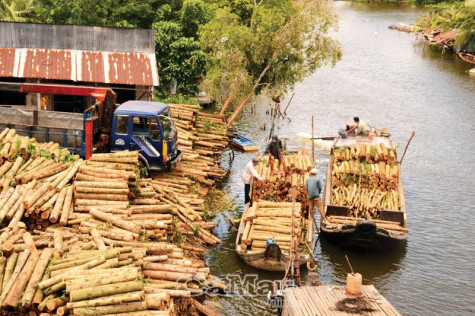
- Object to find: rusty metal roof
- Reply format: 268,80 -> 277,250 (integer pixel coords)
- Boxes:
0,48 -> 159,86
433,29 -> 458,45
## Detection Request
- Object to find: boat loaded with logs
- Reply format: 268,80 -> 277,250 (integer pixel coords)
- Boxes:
321,134 -> 409,251
235,152 -> 315,271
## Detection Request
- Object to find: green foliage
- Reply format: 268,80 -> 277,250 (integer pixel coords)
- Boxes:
39,149 -> 51,159
201,118 -> 217,133
193,224 -> 201,236
0,0 -> 38,22
153,18 -> 209,96
180,0 -> 211,38
417,1 -> 475,47
155,93 -> 199,105
199,0 -> 342,103
36,0 -> 163,28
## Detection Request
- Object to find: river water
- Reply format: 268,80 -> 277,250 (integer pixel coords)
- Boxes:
207,2 -> 475,315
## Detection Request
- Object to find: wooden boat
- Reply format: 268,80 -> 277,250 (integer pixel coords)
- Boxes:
458,52 -> 475,65
235,203 -> 315,271
235,152 -> 316,271
320,135 -> 408,251
230,132 -> 259,152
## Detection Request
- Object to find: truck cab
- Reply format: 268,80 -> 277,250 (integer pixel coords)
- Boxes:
110,101 -> 181,171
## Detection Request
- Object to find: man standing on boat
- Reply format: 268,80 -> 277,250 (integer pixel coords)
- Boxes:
243,157 -> 263,207
347,117 -> 371,136
265,135 -> 287,175
306,169 -> 329,225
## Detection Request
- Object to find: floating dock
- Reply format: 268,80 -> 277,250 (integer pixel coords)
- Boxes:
282,285 -> 401,316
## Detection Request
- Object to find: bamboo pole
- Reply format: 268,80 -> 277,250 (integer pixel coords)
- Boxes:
3,250 -> 40,307
69,280 -> 144,302
59,186 -> 74,226
66,291 -> 144,309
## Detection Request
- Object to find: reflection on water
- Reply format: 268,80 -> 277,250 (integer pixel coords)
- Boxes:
207,1 -> 475,315
318,239 -> 407,285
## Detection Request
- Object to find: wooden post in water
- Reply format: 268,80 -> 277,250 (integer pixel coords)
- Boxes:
311,116 -> 315,166
399,131 -> 416,165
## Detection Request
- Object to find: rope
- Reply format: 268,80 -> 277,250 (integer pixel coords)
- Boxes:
335,297 -> 375,313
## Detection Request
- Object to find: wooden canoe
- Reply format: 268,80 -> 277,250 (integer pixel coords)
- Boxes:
320,135 -> 408,251
235,203 -> 314,272
230,132 -> 259,152
458,52 -> 475,65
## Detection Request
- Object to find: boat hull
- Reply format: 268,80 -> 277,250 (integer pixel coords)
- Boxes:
230,132 -> 259,152
236,248 -> 310,271
320,226 -> 407,251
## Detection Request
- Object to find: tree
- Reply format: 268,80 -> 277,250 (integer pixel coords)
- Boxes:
35,0 -> 212,96
199,0 -> 342,104
0,0 -> 38,22
153,21 -> 207,96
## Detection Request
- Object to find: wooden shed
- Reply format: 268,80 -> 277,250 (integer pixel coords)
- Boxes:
0,21 -> 159,109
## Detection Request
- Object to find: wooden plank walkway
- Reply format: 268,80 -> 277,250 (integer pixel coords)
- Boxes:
282,285 -> 401,316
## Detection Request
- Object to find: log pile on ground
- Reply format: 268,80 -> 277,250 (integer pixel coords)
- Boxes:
252,152 -> 312,212
240,201 -> 307,252
168,104 -> 227,185
0,123 -> 229,315
0,128 -> 81,230
330,143 -> 401,219
0,227 -> 227,315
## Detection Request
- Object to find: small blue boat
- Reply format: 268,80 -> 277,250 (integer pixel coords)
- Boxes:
230,132 -> 259,152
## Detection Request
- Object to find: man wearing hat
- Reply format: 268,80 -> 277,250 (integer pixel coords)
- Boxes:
306,168 -> 329,225
242,157 -> 263,206
265,135 -> 287,175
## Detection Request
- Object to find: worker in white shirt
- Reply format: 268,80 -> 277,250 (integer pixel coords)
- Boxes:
242,158 -> 263,206
347,117 -> 371,136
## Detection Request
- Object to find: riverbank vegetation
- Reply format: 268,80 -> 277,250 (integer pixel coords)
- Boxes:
416,0 -> 474,49
1,0 -> 342,107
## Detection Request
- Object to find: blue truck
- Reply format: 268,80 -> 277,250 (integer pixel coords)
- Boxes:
0,83 -> 181,171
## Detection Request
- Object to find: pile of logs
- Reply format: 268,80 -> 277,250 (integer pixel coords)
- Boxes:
0,161 -> 81,230
252,153 -> 312,212
0,225 -> 226,315
240,201 -> 307,252
331,143 -> 401,218
0,111 -> 231,315
168,104 -> 228,185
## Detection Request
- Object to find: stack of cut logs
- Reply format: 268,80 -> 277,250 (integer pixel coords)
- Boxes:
331,142 -> 401,218
73,152 -> 137,214
252,152 -> 312,212
240,201 -> 307,252
0,227 -> 226,315
168,104 -> 228,185
0,124 -> 229,315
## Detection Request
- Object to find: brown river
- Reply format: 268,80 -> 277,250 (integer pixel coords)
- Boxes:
207,2 -> 475,315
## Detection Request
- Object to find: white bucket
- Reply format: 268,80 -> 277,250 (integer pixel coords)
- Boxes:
346,273 -> 362,295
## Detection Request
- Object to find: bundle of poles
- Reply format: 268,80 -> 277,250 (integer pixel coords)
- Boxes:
0,229 -> 227,315
252,152 -> 312,212
331,143 -> 401,219
240,201 -> 307,252
0,123 -> 231,315
168,104 -> 228,185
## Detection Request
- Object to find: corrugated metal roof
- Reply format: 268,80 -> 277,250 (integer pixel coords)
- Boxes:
0,48 -> 159,86
434,30 -> 458,45
0,22 -> 155,54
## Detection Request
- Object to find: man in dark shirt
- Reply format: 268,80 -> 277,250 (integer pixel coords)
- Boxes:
265,135 -> 286,174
